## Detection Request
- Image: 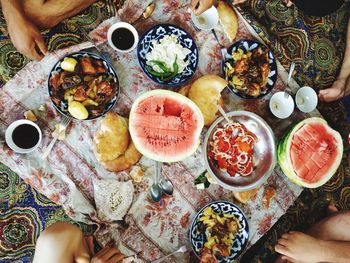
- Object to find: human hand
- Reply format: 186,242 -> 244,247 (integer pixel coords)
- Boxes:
7,14 -> 47,61
275,231 -> 324,262
319,78 -> 348,102
90,245 -> 124,263
283,0 -> 294,7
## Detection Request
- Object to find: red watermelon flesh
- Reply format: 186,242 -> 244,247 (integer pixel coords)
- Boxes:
290,122 -> 339,184
130,94 -> 202,161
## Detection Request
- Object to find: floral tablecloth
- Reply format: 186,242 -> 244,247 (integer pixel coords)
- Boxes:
0,0 -> 323,262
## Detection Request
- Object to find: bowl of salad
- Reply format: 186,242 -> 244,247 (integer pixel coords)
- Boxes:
137,24 -> 199,87
203,111 -> 276,192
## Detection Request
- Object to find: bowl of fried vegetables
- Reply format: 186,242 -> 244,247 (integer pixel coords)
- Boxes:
223,39 -> 277,99
48,52 -> 119,120
190,201 -> 249,262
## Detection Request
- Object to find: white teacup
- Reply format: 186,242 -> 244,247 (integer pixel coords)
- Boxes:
191,6 -> 219,31
269,91 -> 295,119
295,86 -> 318,113
5,120 -> 42,154
107,22 -> 139,53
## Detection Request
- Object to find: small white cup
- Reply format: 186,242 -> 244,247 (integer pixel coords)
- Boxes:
269,91 -> 295,119
5,120 -> 42,154
107,22 -> 139,53
191,6 -> 219,31
295,86 -> 318,113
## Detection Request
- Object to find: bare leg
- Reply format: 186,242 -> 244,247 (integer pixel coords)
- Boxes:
275,207 -> 350,263
319,19 -> 350,102
22,0 -> 98,29
32,222 -> 91,263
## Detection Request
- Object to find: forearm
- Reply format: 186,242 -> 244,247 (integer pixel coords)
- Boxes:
321,240 -> 350,263
1,0 -> 26,24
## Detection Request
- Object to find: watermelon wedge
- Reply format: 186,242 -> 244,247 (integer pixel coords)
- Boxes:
129,89 -> 204,162
278,117 -> 343,188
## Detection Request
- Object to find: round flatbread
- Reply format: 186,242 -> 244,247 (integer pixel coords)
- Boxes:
93,112 -> 129,162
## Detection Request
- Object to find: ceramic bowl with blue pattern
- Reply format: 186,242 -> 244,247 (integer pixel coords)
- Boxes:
48,52 -> 119,120
137,24 -> 198,87
190,201 -> 250,262
223,39 -> 277,99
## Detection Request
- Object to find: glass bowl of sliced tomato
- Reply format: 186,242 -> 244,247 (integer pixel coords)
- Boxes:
203,110 -> 277,192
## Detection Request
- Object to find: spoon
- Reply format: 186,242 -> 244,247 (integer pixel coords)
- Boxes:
150,245 -> 188,263
284,62 -> 295,98
211,29 -> 232,60
217,104 -> 231,123
150,161 -> 162,202
159,177 -> 174,195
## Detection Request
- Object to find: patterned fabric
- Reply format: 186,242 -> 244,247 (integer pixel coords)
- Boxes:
0,0 -> 116,85
0,0 -> 320,262
0,1 -> 112,262
0,1 -> 349,263
234,1 -> 350,262
0,163 -> 94,263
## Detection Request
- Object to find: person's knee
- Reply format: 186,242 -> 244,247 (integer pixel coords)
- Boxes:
37,222 -> 84,246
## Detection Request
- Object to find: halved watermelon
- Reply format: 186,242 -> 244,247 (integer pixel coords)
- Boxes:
129,89 -> 204,162
278,117 -> 343,188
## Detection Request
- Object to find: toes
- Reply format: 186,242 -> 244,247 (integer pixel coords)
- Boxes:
327,204 -> 338,214
275,244 -> 289,255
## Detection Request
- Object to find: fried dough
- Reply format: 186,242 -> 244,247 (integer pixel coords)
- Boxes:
233,188 -> 259,204
101,140 -> 142,173
188,75 -> 228,126
93,112 -> 129,162
217,1 -> 238,42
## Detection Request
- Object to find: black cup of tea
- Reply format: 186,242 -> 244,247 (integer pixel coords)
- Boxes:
5,120 -> 42,153
107,22 -> 139,53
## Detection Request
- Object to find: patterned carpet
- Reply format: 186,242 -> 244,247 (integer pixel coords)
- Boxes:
0,0 -> 349,263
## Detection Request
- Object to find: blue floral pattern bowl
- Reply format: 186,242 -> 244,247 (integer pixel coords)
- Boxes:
190,201 -> 250,262
48,52 -> 119,120
137,24 -> 198,87
224,39 -> 277,99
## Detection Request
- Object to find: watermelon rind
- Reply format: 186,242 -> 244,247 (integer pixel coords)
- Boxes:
129,89 -> 204,163
278,117 -> 343,188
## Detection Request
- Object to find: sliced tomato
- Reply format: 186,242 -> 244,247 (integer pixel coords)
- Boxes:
217,157 -> 227,169
227,164 -> 238,177
237,142 -> 251,152
218,140 -> 229,152
241,160 -> 253,175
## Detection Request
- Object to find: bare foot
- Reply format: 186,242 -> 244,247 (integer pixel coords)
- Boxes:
275,231 -> 325,262
319,77 -> 349,102
327,204 -> 338,215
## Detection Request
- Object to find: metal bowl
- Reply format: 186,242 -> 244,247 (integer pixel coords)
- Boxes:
48,51 -> 119,120
203,111 -> 276,192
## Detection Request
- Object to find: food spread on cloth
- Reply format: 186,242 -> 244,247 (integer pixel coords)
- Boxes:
188,75 -> 228,126
129,89 -> 204,162
145,34 -> 191,81
93,112 -> 142,172
49,54 -> 118,120
224,46 -> 270,97
278,117 -> 343,188
208,121 -> 258,177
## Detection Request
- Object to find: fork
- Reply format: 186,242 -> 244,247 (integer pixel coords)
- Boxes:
150,245 -> 188,263
42,116 -> 72,159
284,62 -> 295,99
211,29 -> 232,60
